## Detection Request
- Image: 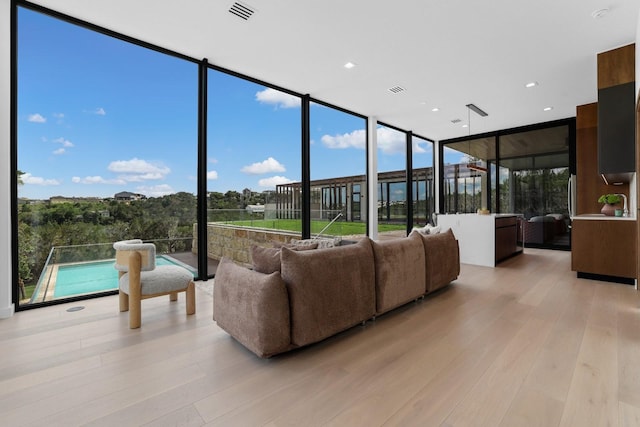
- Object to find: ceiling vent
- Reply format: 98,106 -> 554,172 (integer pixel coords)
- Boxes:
388,86 -> 405,94
229,2 -> 256,21
451,118 -> 462,124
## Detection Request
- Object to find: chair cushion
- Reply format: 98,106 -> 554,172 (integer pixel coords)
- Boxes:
119,265 -> 193,295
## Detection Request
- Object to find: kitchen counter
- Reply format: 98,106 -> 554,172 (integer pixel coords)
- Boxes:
571,213 -> 636,221
437,213 -> 523,267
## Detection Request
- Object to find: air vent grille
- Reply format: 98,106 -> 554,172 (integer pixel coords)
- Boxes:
451,119 -> 462,124
388,86 -> 405,94
229,2 -> 255,20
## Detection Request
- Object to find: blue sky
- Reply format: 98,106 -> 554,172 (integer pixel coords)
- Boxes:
17,7 -> 434,200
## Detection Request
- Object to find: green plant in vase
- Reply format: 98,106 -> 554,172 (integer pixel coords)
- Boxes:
598,193 -> 621,216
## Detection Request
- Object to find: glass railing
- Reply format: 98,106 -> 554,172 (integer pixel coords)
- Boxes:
25,237 -> 195,305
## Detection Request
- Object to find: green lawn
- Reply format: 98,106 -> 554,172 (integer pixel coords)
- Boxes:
230,219 -> 405,236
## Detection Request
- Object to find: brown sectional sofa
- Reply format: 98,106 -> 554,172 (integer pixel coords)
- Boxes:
213,229 -> 460,358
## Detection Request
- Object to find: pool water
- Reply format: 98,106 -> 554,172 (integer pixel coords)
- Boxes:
53,257 -> 195,298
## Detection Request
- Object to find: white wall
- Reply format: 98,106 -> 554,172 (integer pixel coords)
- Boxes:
0,0 -> 14,318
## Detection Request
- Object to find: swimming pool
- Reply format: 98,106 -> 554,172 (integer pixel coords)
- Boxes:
50,256 -> 196,298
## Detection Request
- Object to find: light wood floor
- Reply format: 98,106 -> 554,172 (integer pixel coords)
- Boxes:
2,248 -> 640,426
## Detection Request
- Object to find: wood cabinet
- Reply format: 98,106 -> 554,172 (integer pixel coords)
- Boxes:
571,219 -> 637,279
597,44 -> 636,181
495,216 -> 518,262
576,103 -> 618,215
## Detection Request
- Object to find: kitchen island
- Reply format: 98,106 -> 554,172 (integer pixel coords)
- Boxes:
437,213 -> 523,267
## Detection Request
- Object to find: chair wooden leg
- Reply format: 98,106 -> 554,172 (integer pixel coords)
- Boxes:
119,291 -> 129,312
170,292 -> 178,302
129,292 -> 141,329
186,281 -> 196,315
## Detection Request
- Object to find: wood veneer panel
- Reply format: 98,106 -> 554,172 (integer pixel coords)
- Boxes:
575,103 -> 628,215
571,219 -> 637,278
597,44 -> 635,89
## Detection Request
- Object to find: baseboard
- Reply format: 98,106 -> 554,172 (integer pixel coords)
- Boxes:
0,303 -> 15,319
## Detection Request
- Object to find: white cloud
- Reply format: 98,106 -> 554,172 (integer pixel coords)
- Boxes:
95,107 -> 106,116
241,157 -> 286,175
255,88 -> 300,109
72,176 -> 126,185
207,170 -> 218,180
258,175 -> 294,188
28,113 -> 46,123
136,184 -> 174,197
321,129 -> 366,150
53,148 -> 65,155
53,137 -> 74,148
413,139 -> 432,154
22,173 -> 60,186
377,127 -> 407,155
108,158 -> 170,182
53,113 -> 64,119
208,157 -> 219,164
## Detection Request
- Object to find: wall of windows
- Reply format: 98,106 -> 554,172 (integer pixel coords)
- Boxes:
440,121 -> 574,249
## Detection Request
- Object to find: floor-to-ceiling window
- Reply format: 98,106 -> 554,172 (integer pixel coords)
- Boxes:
412,135 -> 435,226
206,70 -> 301,265
441,137 -> 496,214
16,6 -> 198,307
309,102 -> 367,238
376,124 -> 407,237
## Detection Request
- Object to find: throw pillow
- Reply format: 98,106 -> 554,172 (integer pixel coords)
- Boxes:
251,246 -> 281,274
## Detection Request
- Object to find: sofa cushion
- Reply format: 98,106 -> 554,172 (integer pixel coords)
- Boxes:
213,258 -> 290,358
251,246 -> 282,274
251,242 -> 319,274
281,237 -> 376,347
413,228 -> 460,292
371,232 -> 427,314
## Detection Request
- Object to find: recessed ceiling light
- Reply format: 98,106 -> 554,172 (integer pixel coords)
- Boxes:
432,107 -> 440,112
462,124 -> 469,128
591,8 -> 609,19
543,106 -> 553,111
525,82 -> 538,88
344,62 -> 356,69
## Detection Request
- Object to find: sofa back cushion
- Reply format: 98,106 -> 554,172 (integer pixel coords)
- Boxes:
281,237 -> 376,347
251,242 -> 319,274
371,232 -> 427,314
414,228 -> 460,292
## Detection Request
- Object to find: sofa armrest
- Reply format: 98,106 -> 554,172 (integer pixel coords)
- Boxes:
213,258 -> 291,358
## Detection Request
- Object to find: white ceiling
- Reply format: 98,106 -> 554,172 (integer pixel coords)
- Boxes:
29,0 -> 640,141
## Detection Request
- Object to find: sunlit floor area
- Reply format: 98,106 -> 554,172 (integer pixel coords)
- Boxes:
1,248 -> 640,426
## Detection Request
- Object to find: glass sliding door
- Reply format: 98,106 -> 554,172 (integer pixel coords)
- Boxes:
16,7 -> 198,306
499,126 -> 571,249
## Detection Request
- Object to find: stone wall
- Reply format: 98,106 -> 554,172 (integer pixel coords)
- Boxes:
194,223 -> 301,267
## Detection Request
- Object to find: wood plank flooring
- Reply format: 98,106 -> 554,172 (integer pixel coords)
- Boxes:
1,248 -> 640,426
